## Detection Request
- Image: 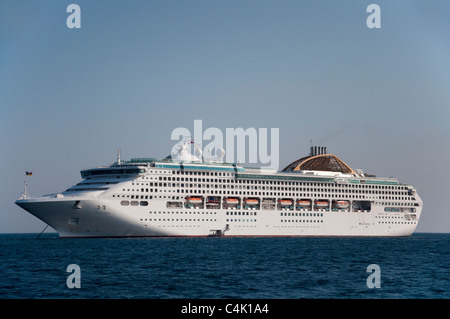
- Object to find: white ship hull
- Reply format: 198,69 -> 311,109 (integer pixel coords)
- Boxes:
16,195 -> 421,238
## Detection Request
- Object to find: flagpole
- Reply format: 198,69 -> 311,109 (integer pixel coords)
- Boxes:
23,170 -> 33,198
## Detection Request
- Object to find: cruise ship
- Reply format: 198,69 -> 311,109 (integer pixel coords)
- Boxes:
15,142 -> 422,237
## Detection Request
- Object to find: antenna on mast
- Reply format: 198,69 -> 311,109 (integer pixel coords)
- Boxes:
20,180 -> 28,199
117,148 -> 121,165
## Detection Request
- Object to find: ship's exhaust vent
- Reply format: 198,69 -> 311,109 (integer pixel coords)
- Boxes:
310,146 -> 327,156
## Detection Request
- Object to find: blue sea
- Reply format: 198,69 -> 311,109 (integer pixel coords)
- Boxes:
0,233 -> 449,300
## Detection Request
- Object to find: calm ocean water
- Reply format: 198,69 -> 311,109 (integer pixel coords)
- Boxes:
0,233 -> 449,299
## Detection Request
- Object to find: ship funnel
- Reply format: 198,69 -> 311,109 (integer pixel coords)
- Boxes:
310,146 -> 327,156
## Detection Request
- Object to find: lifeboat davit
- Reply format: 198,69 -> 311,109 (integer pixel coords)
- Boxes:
334,200 -> 350,209
185,197 -> 203,204
278,199 -> 293,206
224,198 -> 239,206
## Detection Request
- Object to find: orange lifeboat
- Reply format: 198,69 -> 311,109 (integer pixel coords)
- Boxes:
334,200 -> 350,209
315,200 -> 328,208
185,197 -> 202,204
278,199 -> 293,206
244,198 -> 259,205
296,200 -> 311,207
224,198 -> 239,206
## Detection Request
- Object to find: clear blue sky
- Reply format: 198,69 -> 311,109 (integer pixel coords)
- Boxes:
1,0 -> 449,233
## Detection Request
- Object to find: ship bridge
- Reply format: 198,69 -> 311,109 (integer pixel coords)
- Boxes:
282,146 -> 357,175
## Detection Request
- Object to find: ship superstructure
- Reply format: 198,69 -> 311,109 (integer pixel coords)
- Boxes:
15,143 -> 422,237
